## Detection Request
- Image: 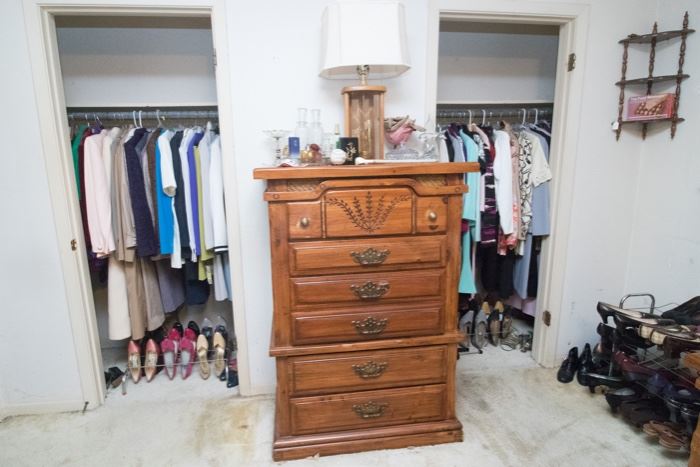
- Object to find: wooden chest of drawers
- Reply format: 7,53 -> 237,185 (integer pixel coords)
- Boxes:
254,163 -> 477,461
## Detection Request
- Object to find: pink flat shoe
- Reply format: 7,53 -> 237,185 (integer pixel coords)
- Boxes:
127,340 -> 141,383
180,328 -> 197,380
167,327 -> 181,355
161,338 -> 177,380
144,338 -> 160,382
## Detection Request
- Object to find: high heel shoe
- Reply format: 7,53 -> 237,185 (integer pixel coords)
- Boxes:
127,340 -> 141,383
197,334 -> 211,380
180,328 -> 197,380
144,339 -> 160,382
213,325 -> 227,378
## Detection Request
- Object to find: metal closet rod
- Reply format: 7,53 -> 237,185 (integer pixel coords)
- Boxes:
436,104 -> 553,121
66,106 -> 218,121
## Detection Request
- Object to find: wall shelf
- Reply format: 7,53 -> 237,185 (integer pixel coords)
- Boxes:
615,73 -> 689,87
620,28 -> 695,44
615,12 -> 693,140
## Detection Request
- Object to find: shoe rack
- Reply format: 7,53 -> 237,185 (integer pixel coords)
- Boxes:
614,11 -> 694,140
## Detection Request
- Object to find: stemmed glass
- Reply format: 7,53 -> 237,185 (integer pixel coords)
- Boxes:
263,129 -> 289,165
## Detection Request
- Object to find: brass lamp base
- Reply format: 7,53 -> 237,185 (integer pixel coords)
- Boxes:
342,84 -> 386,159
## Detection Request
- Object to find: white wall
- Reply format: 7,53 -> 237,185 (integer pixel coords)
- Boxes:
56,24 -> 217,107
545,0 -> 657,355
225,0 -> 431,394
437,27 -> 559,103
0,0 -> 84,413
625,2 -> 700,307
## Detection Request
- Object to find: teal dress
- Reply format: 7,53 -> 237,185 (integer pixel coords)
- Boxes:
458,130 -> 481,294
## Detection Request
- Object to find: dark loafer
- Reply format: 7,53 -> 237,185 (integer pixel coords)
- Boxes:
557,347 -> 579,383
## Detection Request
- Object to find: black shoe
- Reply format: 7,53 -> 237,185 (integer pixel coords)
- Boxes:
605,386 -> 640,413
104,366 -> 124,389
661,296 -> 700,325
557,346 -> 579,383
187,320 -> 200,336
173,321 -> 184,338
576,343 -> 593,386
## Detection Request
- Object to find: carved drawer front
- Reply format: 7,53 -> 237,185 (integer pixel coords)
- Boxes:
290,269 -> 444,309
289,384 -> 447,435
289,236 -> 446,276
288,201 -> 322,239
291,302 -> 443,345
324,188 -> 413,238
416,196 -> 448,234
288,346 -> 448,396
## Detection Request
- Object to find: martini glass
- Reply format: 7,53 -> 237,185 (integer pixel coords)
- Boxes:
263,129 -> 289,165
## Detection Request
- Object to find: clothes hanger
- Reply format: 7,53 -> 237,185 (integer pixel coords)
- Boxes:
481,110 -> 486,126
133,111 -> 138,128
520,108 -> 527,125
138,110 -> 143,129
467,110 -> 473,127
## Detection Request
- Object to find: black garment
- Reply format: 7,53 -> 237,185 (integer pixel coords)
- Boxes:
444,130 -> 454,162
169,131 -> 190,255
527,236 -> 543,297
124,128 -> 159,257
477,245 -> 515,299
183,261 -> 210,305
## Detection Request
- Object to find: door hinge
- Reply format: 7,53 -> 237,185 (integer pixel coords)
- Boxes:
70,239 -> 77,251
567,53 -> 576,71
212,49 -> 217,67
542,310 -> 552,326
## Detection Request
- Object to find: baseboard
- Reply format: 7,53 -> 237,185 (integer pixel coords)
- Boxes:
244,383 -> 275,397
1,399 -> 88,418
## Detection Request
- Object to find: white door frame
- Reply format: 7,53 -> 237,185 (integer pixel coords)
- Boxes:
22,0 -> 252,409
425,0 -> 590,367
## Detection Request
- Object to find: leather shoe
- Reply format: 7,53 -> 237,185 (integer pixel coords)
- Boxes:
557,346 -> 579,383
661,296 -> 700,325
576,343 -> 594,386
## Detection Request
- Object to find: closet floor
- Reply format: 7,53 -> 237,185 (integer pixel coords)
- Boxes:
0,341 -> 687,466
101,347 -> 239,405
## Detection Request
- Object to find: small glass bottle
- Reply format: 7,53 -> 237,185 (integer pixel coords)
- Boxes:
294,107 -> 308,150
331,123 -> 341,149
308,108 -> 324,147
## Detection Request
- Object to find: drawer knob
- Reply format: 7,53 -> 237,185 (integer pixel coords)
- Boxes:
352,361 -> 388,379
428,210 -> 438,222
299,217 -> 310,228
350,247 -> 390,266
352,401 -> 388,419
352,316 -> 388,335
351,281 -> 390,300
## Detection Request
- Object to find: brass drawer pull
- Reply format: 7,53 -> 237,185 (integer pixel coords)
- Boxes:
351,281 -> 390,300
428,211 -> 438,222
351,247 -> 390,266
352,361 -> 388,379
352,317 -> 388,335
299,217 -> 310,228
352,401 -> 388,419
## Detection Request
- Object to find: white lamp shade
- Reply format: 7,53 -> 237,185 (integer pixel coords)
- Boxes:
320,1 -> 411,80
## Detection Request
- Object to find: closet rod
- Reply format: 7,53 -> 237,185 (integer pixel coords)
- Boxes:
436,103 -> 553,121
66,107 -> 218,121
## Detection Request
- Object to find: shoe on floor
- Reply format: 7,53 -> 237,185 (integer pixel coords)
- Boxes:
197,334 -> 211,380
556,346 -> 579,383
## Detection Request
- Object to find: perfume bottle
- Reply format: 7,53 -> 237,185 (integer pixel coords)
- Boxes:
308,108 -> 324,147
294,107 -> 308,150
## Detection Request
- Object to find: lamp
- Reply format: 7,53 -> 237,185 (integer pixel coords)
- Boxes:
320,1 -> 410,159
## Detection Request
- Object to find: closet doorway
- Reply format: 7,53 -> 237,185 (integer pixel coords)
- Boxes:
23,1 -> 249,410
425,1 -> 590,367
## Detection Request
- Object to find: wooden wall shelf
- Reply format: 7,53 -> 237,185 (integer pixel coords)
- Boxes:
615,12 -> 693,140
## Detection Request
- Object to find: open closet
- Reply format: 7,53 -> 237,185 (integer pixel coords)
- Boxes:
54,14 -> 239,398
435,20 -> 560,355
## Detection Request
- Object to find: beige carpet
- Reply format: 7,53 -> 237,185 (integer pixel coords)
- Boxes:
0,348 -> 689,466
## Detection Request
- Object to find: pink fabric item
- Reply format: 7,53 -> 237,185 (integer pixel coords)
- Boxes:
385,123 -> 414,147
